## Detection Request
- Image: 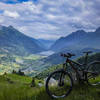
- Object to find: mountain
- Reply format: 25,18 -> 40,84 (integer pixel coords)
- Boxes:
42,48 -> 100,65
22,27 -> 100,76
50,27 -> 100,52
0,25 -> 45,56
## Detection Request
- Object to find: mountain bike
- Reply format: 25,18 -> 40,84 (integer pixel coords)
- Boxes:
45,51 -> 100,99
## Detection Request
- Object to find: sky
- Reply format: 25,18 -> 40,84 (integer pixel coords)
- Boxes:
0,0 -> 100,40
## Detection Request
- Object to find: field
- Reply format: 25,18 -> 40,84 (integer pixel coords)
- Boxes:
0,54 -> 46,75
0,74 -> 100,100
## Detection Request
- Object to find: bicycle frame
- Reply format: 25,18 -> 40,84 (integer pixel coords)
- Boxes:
65,57 -> 90,80
46,51 -> 100,99
66,58 -> 81,78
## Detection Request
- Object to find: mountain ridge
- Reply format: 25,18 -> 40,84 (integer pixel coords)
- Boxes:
0,25 -> 45,56
50,27 -> 100,52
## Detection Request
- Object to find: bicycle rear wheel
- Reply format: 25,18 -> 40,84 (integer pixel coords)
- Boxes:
45,69 -> 73,99
87,62 -> 100,86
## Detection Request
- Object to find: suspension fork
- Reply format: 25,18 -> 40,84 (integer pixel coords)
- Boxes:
59,64 -> 67,85
57,70 -> 65,86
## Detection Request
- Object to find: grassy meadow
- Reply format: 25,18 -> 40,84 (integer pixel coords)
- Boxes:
0,74 -> 100,100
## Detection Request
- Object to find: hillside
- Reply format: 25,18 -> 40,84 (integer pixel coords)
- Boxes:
26,48 -> 100,76
0,73 -> 100,100
0,25 -> 45,56
50,27 -> 100,52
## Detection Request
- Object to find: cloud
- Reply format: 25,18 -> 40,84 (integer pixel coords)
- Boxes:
0,17 -> 4,23
0,0 -> 100,40
3,10 -> 20,18
46,14 -> 57,20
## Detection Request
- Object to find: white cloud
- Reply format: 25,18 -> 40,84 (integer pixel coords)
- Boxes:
46,14 -> 57,20
0,0 -> 100,40
0,18 -> 4,23
3,10 -> 20,18
22,1 -> 43,14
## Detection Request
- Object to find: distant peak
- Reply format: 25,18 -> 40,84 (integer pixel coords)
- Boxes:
59,36 -> 66,40
0,25 -> 15,31
70,30 -> 86,36
95,27 -> 100,32
60,36 -> 64,39
8,25 -> 14,29
76,30 -> 86,33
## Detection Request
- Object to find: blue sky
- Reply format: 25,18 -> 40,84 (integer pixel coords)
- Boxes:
0,0 -> 35,4
0,0 -> 100,40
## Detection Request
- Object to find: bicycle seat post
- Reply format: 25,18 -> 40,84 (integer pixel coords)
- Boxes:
84,53 -> 88,65
83,51 -> 92,66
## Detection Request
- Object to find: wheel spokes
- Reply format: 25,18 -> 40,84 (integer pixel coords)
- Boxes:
47,71 -> 72,98
87,63 -> 100,86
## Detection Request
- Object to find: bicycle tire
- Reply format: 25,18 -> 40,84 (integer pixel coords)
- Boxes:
87,61 -> 100,86
45,69 -> 73,99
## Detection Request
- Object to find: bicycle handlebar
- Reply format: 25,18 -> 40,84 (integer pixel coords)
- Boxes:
61,53 -> 75,58
61,51 -> 93,58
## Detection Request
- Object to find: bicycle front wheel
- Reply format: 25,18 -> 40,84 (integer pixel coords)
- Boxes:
87,61 -> 100,86
45,69 -> 73,99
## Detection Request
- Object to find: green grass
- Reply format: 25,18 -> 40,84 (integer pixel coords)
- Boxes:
0,74 -> 100,100
23,54 -> 46,60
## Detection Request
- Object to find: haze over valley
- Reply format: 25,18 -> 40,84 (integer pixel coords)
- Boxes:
0,25 -> 100,76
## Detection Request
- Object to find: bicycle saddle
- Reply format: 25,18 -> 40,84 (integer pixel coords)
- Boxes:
61,53 -> 75,58
83,51 -> 93,54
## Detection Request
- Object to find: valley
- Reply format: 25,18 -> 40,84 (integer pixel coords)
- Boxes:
0,25 -> 100,77
0,53 -> 46,75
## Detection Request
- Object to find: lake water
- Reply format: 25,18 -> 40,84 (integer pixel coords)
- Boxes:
38,50 -> 55,56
